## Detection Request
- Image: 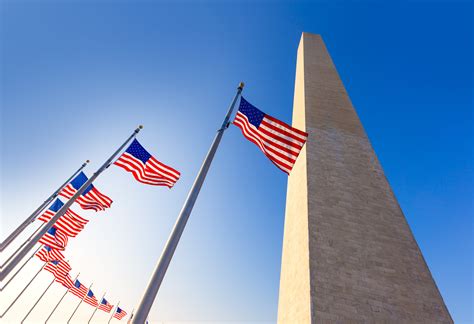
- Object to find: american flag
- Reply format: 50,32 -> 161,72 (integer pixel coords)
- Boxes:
38,199 -> 87,237
84,289 -> 99,307
35,245 -> 65,262
44,260 -> 72,278
98,297 -> 113,313
69,279 -> 88,299
233,97 -> 308,174
39,227 -> 68,250
113,306 -> 127,320
114,139 -> 180,187
60,172 -> 112,211
57,273 -> 75,289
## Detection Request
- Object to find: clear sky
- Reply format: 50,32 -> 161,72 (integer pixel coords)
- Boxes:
1,0 -> 472,323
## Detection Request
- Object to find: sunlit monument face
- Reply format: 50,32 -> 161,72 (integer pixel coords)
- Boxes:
277,33 -> 452,323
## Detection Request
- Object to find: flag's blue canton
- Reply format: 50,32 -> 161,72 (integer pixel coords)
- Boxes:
74,280 -> 81,288
126,139 -> 152,164
45,245 -> 52,251
116,307 -> 122,313
70,172 -> 94,195
49,198 -> 64,212
238,97 -> 265,128
101,298 -> 108,305
87,290 -> 94,297
50,260 -> 59,265
47,227 -> 57,235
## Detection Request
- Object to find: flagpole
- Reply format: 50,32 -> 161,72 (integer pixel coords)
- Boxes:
1,223 -> 43,269
0,126 -> 142,281
87,291 -> 106,323
108,301 -> 120,324
0,160 -> 89,252
67,282 -> 93,323
44,272 -> 80,323
0,245 -> 42,292
0,262 -> 46,318
132,83 -> 244,323
127,308 -> 134,323
20,271 -> 58,323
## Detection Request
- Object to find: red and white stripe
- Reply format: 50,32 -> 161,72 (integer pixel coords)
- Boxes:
98,301 -> 113,313
38,209 -> 86,237
39,229 -> 68,250
87,187 -> 113,208
114,153 -> 180,188
233,112 -> 308,174
69,283 -> 88,299
60,185 -> 112,211
56,274 -> 75,289
84,292 -> 99,307
113,308 -> 127,320
35,246 -> 65,262
44,260 -> 72,278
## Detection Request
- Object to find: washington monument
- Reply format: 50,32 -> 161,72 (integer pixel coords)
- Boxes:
278,33 -> 452,323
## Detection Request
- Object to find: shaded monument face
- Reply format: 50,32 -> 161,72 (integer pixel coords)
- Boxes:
277,33 -> 452,323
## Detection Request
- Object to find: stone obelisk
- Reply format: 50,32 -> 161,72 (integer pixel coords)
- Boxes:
277,33 -> 452,323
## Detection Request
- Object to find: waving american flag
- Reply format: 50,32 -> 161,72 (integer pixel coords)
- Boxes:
39,227 -> 68,250
44,259 -> 72,278
113,306 -> 127,320
60,172 -> 112,211
114,139 -> 180,187
98,297 -> 114,313
69,279 -> 88,299
233,97 -> 308,174
84,289 -> 99,307
35,245 -> 65,262
38,199 -> 87,237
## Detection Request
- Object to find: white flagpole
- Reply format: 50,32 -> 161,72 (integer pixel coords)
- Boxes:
67,282 -> 93,323
0,160 -> 89,252
0,245 -> 42,291
0,126 -> 142,281
108,301 -> 120,324
126,308 -> 134,323
44,272 -> 80,323
132,83 -> 244,323
1,223 -> 43,269
87,291 -> 106,323
0,262 -> 47,318
20,259 -> 70,324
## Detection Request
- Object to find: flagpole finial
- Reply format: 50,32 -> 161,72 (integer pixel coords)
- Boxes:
86,160 -> 90,164
134,125 -> 144,134
238,82 -> 245,90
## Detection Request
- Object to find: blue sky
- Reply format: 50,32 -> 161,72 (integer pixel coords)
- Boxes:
1,1 -> 472,323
